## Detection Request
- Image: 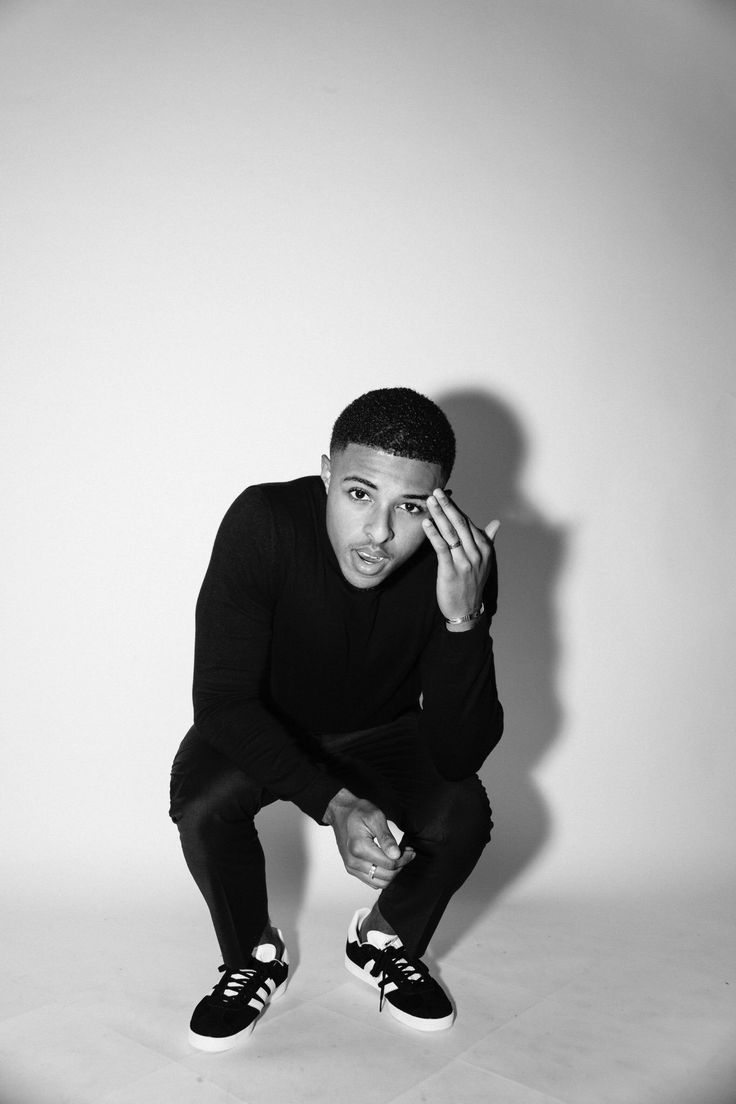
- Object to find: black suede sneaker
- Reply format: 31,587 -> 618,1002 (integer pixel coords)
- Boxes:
189,934 -> 289,1052
344,908 -> 455,1032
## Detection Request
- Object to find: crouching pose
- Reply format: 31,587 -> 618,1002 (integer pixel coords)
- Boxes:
170,386 -> 503,1050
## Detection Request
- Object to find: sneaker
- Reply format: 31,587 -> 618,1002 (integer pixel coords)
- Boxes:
344,908 -> 455,1032
189,933 -> 289,1052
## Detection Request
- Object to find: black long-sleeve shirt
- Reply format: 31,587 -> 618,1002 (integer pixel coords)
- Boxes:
192,475 -> 503,823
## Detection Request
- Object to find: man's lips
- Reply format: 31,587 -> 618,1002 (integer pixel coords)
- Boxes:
353,547 -> 390,565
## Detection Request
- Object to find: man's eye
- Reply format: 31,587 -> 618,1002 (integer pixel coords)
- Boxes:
348,488 -> 370,501
400,502 -> 425,515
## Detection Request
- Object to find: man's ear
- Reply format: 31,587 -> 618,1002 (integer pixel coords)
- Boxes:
320,454 -> 331,492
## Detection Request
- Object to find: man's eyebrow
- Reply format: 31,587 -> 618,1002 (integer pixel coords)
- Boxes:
341,475 -> 430,501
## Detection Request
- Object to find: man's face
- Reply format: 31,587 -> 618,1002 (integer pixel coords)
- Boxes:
321,443 -> 443,589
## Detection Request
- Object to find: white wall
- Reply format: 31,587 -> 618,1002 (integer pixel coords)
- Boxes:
2,0 -> 734,916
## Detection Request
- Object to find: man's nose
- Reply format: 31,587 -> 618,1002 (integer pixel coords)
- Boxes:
365,508 -> 393,545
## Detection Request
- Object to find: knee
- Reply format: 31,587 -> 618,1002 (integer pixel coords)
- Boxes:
170,787 -> 211,835
449,777 -> 493,852
169,782 -> 219,855
169,767 -> 261,849
413,776 -> 493,853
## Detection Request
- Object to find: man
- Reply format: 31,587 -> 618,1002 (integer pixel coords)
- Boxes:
170,386 -> 503,1051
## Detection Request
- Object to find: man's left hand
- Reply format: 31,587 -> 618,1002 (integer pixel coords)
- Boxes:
422,488 -> 500,628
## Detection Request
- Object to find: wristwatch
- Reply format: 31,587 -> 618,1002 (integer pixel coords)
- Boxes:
445,603 -> 485,625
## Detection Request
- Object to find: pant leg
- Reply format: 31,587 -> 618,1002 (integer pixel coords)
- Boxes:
319,716 -> 494,959
169,726 -> 277,967
377,774 -> 493,958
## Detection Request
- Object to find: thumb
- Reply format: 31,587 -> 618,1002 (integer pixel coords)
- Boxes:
485,519 -> 501,542
369,813 -> 401,860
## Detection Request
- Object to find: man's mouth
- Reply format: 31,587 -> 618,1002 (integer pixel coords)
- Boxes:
352,547 -> 391,571
355,548 -> 389,564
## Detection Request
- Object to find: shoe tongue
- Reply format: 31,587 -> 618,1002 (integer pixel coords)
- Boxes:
364,929 -> 402,951
252,942 -> 278,962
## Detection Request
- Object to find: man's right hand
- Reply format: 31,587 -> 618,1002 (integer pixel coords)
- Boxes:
323,788 -> 415,888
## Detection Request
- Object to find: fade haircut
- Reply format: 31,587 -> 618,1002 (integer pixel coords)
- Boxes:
330,387 -> 456,484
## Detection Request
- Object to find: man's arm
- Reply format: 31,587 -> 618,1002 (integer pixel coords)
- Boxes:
192,487 -> 343,823
417,488 -> 504,778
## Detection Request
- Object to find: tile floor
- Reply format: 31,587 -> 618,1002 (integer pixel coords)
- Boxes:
1,885 -> 734,1104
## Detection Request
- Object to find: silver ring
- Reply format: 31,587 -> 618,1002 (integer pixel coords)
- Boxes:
449,540 -> 462,550
369,864 -> 377,880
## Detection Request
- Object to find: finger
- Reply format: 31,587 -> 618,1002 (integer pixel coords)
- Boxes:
360,854 -> 413,887
426,492 -> 462,547
422,516 -> 454,558
431,490 -> 481,556
434,489 -> 498,553
353,838 -> 399,868
362,863 -> 392,887
364,815 -> 401,860
371,848 -> 415,874
425,501 -> 471,559
354,839 -> 414,879
377,851 -> 415,882
363,855 -> 402,885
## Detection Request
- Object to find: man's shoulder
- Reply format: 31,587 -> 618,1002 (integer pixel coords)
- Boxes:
228,475 -> 322,518
210,475 -> 324,580
221,475 -> 323,539
254,474 -> 323,505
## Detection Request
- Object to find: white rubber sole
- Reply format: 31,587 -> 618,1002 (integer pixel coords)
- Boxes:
188,975 -> 289,1052
344,953 -> 455,1032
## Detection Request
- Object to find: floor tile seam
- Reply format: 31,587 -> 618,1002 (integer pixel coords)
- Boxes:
256,991 -> 438,1048
524,985 -> 733,1032
303,980 -> 391,1021
363,1067 -> 457,1104
55,1010 -> 205,1074
371,1059 -> 497,1104
454,983 -> 736,1046
0,999 -> 69,1027
436,958 -> 596,999
428,993 -> 554,1057
436,968 -> 556,1021
427,990 -> 602,1067
303,998 -> 452,1052
545,980 -> 736,1020
436,949 -> 604,1011
96,1056 -> 253,1104
454,1056 -> 573,1104
0,999 -> 167,1044
306,981 -> 557,1049
373,1025 -> 553,1104
497,983 -> 635,1024
300,989 -> 481,1058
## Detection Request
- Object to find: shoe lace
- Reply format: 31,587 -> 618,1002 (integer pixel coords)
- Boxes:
374,941 -> 431,1012
213,962 -> 264,1003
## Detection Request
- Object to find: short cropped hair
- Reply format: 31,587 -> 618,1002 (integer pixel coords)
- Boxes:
330,387 -> 456,483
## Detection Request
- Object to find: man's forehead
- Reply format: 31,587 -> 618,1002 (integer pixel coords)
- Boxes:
332,443 -> 440,490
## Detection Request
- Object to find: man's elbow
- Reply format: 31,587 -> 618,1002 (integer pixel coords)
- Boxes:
435,702 -> 504,780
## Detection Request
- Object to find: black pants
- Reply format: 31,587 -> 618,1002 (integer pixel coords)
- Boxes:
169,715 -> 493,965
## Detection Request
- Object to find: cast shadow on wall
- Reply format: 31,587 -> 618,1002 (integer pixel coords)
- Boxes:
431,387 -> 567,956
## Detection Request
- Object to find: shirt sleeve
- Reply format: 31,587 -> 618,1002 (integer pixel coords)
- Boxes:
417,544 -> 504,778
191,487 -> 343,823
